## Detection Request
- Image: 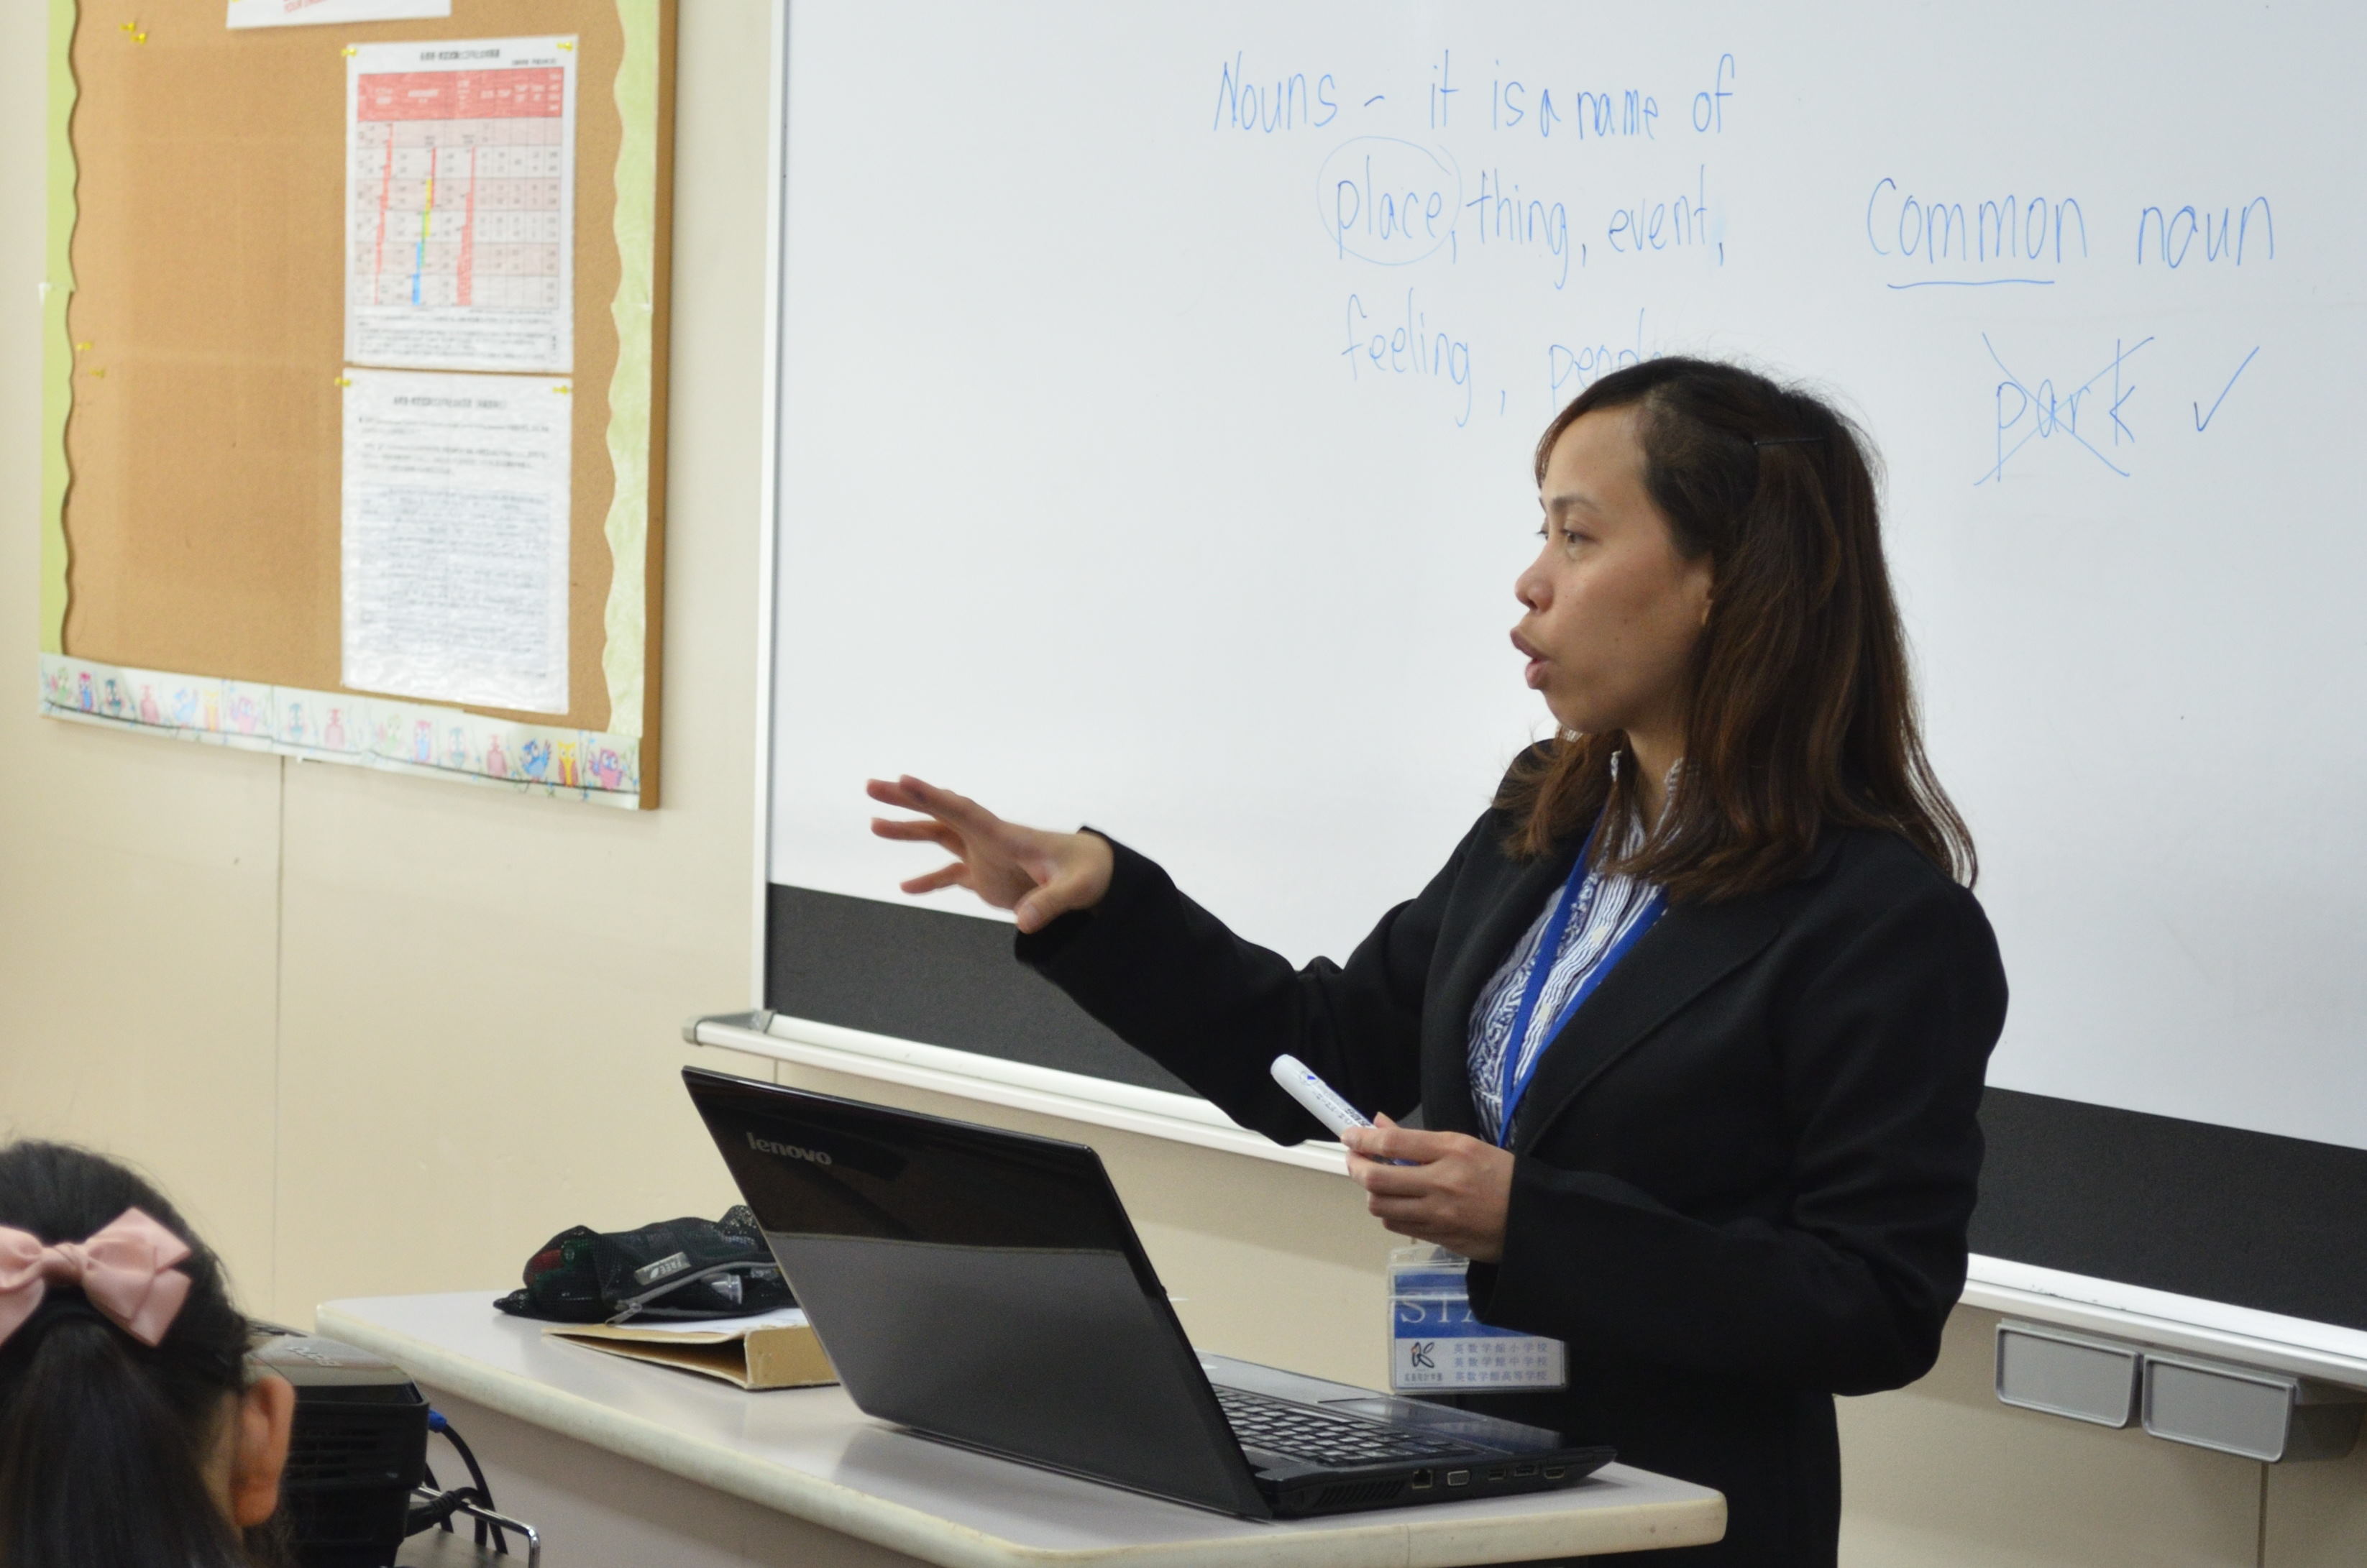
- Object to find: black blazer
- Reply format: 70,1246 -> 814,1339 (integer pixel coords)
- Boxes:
1016,781 -> 2006,1567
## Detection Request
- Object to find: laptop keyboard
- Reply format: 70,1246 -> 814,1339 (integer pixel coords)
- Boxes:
1214,1387 -> 1470,1467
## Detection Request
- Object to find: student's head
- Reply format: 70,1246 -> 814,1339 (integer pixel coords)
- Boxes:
1506,356 -> 1972,897
0,1141 -> 294,1568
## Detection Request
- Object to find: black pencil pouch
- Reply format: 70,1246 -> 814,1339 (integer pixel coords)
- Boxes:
493,1205 -> 795,1323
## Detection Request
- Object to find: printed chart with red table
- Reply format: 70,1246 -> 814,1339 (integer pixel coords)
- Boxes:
344,37 -> 576,373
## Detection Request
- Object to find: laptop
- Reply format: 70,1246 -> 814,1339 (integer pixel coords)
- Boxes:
682,1066 -> 1614,1518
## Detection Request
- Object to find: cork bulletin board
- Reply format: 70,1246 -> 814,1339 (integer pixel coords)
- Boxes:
38,0 -> 675,806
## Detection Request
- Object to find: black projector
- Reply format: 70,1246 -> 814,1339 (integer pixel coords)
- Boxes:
252,1329 -> 430,1568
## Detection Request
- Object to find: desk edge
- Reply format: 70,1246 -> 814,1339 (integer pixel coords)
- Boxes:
317,1301 -> 1725,1567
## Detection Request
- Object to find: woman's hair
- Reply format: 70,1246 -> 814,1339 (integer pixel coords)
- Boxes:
1499,355 -> 1974,900
0,1140 -> 284,1568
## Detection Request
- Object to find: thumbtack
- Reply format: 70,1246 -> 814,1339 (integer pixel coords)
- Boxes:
556,39 -> 574,51
334,376 -> 353,388
342,45 -> 357,57
74,341 -> 91,352
552,384 -> 571,395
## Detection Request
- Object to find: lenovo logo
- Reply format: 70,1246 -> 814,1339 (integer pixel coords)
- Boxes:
746,1131 -> 833,1167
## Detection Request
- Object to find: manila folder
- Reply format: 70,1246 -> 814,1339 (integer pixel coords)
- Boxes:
544,1307 -> 835,1391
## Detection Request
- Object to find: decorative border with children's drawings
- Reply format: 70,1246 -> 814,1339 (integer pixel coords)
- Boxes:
37,654 -> 641,806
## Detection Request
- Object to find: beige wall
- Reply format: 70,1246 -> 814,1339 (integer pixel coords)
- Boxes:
2,5 -> 2361,1564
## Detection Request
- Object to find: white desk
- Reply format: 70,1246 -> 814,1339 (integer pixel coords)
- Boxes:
319,1294 -> 1723,1568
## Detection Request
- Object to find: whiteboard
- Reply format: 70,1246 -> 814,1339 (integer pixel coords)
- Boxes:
766,0 -> 2367,1174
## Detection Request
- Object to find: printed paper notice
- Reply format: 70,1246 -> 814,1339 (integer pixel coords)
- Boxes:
342,370 -> 572,715
228,0 -> 449,27
345,39 -> 575,372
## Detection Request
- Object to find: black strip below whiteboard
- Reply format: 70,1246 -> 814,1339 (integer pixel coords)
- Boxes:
765,884 -> 1194,1095
766,884 -> 2367,1333
1972,1088 -> 2367,1332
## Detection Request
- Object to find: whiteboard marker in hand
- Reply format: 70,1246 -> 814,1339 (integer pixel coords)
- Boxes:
1271,1055 -> 1414,1164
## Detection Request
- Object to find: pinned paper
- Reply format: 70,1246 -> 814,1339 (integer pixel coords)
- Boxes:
340,368 -> 573,714
343,37 -> 578,374
225,0 -> 449,28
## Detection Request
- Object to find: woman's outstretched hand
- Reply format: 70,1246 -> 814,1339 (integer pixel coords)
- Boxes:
1342,1116 -> 1516,1262
866,776 -> 1114,934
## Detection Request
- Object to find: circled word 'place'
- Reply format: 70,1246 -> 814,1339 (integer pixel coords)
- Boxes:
1319,137 -> 1462,266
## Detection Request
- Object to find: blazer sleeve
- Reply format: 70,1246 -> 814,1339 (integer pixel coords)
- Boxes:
1015,822 -> 1483,1145
1467,874 -> 2006,1395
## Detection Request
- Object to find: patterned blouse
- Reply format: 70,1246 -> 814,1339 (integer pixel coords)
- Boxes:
1466,763 -> 1671,1143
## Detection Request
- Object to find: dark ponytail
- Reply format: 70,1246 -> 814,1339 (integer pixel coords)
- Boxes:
0,1141 -> 284,1568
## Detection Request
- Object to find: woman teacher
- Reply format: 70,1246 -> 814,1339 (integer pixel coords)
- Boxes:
867,357 -> 2007,1566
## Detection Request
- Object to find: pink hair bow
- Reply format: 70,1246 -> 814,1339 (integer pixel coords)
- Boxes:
0,1207 -> 193,1348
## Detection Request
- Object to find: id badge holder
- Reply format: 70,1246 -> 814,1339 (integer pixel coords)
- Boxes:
1387,1244 -> 1567,1392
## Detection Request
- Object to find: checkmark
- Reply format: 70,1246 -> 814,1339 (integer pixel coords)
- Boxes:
2193,347 -> 2260,432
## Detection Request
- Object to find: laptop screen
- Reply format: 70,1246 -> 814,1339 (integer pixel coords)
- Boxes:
682,1067 -> 1268,1516
689,1068 -> 1145,1267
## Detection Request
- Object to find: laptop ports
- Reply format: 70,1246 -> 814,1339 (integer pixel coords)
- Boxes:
1486,1467 -> 1508,1482
1445,1470 -> 1470,1487
1542,1466 -> 1567,1480
1409,1470 -> 1433,1490
1512,1464 -> 1538,1478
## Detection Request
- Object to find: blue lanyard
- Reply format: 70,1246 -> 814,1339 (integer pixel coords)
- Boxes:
1497,832 -> 1665,1145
